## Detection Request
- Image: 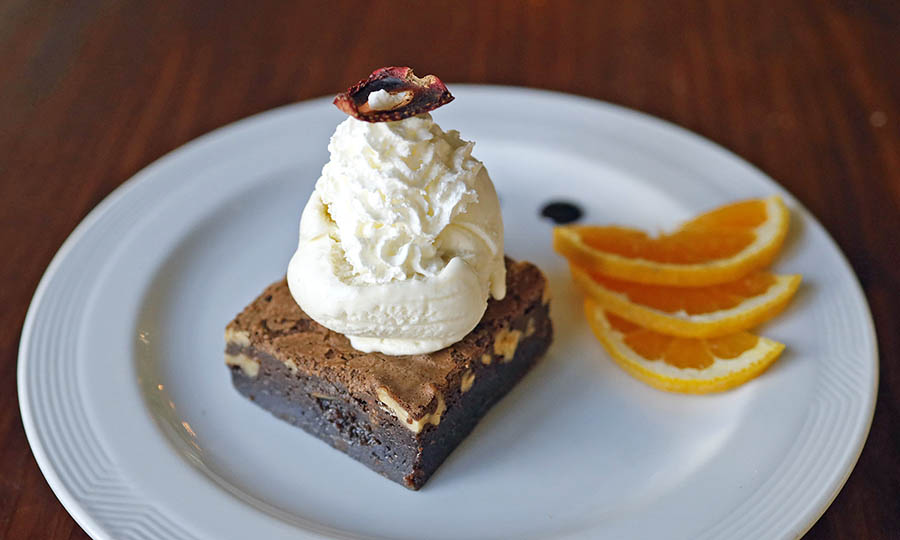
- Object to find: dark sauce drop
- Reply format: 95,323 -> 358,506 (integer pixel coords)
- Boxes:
541,201 -> 583,224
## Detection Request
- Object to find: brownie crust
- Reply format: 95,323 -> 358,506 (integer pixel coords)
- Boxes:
225,259 -> 552,489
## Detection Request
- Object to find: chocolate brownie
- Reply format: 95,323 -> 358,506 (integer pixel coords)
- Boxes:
224,258 -> 553,490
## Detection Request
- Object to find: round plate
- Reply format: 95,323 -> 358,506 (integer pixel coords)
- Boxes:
19,86 -> 878,539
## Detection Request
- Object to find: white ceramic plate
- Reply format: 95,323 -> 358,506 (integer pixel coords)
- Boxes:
19,86 -> 877,540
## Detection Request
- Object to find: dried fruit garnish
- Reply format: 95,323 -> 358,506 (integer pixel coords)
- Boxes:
333,67 -> 454,122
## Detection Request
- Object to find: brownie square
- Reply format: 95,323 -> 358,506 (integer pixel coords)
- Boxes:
225,258 -> 552,489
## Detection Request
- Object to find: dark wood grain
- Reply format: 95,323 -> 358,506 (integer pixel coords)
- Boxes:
1,1 -> 897,538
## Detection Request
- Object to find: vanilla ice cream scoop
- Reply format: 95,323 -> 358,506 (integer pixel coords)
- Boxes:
287,111 -> 505,355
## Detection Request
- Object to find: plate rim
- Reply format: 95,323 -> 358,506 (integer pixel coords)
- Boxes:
18,84 -> 879,540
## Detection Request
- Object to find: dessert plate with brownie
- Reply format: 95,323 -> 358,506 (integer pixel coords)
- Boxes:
19,68 -> 877,539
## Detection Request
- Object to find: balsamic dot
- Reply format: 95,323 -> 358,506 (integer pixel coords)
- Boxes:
540,201 -> 583,224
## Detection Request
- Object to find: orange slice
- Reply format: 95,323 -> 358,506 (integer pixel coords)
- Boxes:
554,196 -> 790,286
572,266 -> 801,338
584,300 -> 784,393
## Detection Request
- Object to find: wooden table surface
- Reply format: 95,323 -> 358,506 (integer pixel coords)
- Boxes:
2,1 -> 897,538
